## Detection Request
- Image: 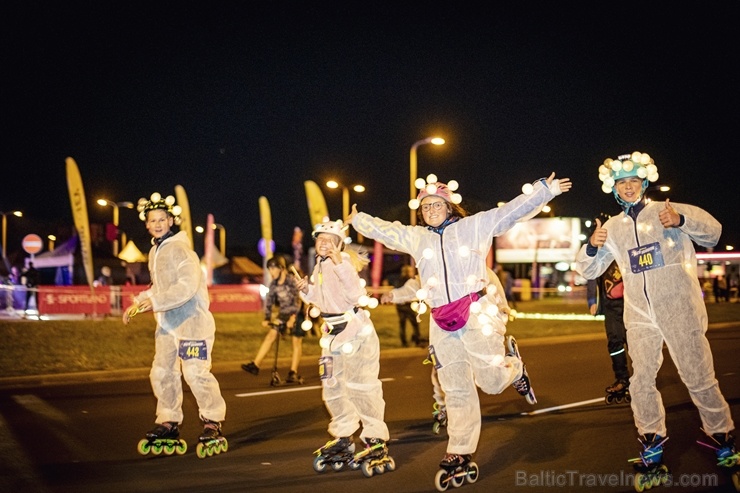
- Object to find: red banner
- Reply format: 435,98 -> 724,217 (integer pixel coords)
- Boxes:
207,284 -> 263,312
121,284 -> 263,312
120,285 -> 142,312
39,286 -> 112,314
36,284 -> 263,315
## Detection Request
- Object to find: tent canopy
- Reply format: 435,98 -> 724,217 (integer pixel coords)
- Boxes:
31,235 -> 77,268
201,248 -> 229,269
118,240 -> 147,263
231,256 -> 263,276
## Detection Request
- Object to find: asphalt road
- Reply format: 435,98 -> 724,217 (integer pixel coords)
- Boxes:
1,327 -> 738,493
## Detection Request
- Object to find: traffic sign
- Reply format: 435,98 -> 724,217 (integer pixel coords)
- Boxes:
22,234 -> 43,255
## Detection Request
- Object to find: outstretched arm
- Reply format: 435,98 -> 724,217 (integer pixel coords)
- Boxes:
545,172 -> 572,195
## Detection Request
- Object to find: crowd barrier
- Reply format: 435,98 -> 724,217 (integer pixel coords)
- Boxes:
1,283 -> 591,317
1,284 -> 263,315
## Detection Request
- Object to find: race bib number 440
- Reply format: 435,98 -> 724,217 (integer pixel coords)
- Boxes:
178,339 -> 208,360
628,242 -> 665,274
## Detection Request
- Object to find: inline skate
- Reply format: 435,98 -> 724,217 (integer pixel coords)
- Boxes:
432,402 -> 447,435
286,370 -> 304,384
696,431 -> 740,491
506,335 -> 537,404
196,419 -> 228,458
313,436 -> 358,473
605,378 -> 631,405
434,453 -> 479,491
137,421 -> 187,456
353,437 -> 396,478
628,434 -> 670,491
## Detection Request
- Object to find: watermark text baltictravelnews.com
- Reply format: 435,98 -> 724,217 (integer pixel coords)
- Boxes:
515,469 -> 718,488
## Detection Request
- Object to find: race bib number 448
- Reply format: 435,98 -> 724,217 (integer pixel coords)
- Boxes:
178,339 -> 208,360
628,242 -> 665,274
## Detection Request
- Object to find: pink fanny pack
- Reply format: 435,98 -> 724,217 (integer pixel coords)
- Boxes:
431,291 -> 484,332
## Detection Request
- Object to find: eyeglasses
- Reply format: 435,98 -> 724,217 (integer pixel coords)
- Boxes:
421,201 -> 446,213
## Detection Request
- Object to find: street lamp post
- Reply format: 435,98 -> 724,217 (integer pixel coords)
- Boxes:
97,199 -> 134,257
326,180 -> 365,221
410,137 -> 445,226
326,180 -> 366,241
1,210 -> 23,260
47,235 -> 56,252
196,224 -> 226,256
213,223 -> 226,257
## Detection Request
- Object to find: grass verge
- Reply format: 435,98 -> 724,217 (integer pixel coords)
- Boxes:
1,297 -> 737,378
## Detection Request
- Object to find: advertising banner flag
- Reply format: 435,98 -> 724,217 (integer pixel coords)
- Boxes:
259,196 -> 273,282
174,184 -> 193,249
65,157 -> 94,289
303,180 -> 329,228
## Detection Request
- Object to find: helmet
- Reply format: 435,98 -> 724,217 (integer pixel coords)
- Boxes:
312,218 -> 351,245
137,192 -> 183,224
266,255 -> 287,270
408,174 -> 462,211
598,152 -> 659,194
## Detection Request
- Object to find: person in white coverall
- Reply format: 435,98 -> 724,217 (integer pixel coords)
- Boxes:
349,172 -> 571,472
575,152 -> 736,472
382,267 -> 511,433
296,218 -> 391,465
123,192 -> 227,444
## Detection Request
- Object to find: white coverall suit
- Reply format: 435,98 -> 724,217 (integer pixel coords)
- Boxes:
136,231 -> 227,425
353,179 -> 561,454
575,201 -> 734,437
390,270 -> 510,412
302,254 -> 390,442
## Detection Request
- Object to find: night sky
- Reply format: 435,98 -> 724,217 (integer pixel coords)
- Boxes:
3,2 -> 739,264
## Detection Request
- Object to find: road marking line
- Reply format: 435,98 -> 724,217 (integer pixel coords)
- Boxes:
236,377 -> 395,397
520,397 -> 605,416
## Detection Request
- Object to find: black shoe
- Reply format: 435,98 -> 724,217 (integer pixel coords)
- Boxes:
287,370 -> 303,383
241,362 -> 259,375
146,421 -> 179,439
506,336 -> 537,404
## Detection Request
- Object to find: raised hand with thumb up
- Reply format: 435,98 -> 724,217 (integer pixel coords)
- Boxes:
589,217 -> 608,248
658,199 -> 680,228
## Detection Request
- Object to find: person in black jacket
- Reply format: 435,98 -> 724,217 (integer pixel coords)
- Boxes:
22,262 -> 40,312
586,258 -> 630,403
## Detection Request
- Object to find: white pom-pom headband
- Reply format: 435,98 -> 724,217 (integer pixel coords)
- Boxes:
598,151 -> 659,194
408,174 -> 462,211
137,192 -> 183,225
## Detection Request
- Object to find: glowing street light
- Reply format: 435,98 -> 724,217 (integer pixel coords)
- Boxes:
326,181 -> 365,242
97,199 -> 134,257
47,235 -> 56,252
410,137 -> 445,226
326,180 -> 365,221
1,210 -> 23,259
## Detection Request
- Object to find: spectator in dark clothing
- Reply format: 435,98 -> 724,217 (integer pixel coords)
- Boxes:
587,259 -> 630,399
22,262 -> 40,312
390,265 -> 422,347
